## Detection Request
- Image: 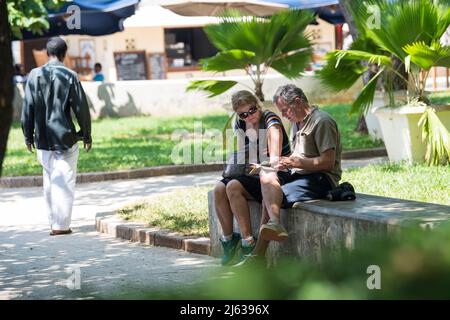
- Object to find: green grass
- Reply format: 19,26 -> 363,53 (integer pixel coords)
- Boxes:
429,91 -> 450,105
118,186 -> 211,237
4,103 -> 382,176
118,163 -> 449,236
3,114 -> 227,177
321,103 -> 384,150
342,162 -> 450,205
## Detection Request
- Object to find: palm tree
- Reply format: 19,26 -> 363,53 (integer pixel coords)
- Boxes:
186,9 -> 315,102
318,0 -> 450,165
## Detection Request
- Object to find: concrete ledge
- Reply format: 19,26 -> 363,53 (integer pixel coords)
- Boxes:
95,212 -> 211,255
0,148 -> 386,189
208,191 -> 450,264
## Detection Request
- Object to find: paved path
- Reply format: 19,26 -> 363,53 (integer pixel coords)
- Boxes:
0,157 -> 387,299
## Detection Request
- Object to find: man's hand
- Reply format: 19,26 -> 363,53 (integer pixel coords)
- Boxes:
84,142 -> 92,152
277,156 -> 303,170
26,143 -> 35,153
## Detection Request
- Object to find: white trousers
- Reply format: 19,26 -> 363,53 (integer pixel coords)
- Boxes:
37,144 -> 79,230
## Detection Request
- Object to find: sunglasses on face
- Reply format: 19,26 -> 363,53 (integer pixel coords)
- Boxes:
238,106 -> 258,120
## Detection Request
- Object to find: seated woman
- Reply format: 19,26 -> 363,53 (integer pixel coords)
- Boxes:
214,90 -> 291,266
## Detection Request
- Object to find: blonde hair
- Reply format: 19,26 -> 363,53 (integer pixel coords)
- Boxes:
231,90 -> 260,112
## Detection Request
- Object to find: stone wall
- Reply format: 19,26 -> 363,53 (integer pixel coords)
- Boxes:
208,191 -> 450,265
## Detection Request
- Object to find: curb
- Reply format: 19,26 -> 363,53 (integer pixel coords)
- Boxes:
95,212 -> 211,256
341,147 -> 387,160
0,148 -> 387,189
0,163 -> 223,189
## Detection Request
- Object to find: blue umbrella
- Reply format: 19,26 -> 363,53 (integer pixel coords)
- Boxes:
271,0 -> 345,24
20,0 -> 140,39
270,0 -> 338,8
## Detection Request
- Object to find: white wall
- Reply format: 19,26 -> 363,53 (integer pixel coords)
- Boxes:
80,74 -> 362,119
65,26 -> 164,82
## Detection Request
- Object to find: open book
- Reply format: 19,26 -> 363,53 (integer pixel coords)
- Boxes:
248,160 -> 291,175
248,161 -> 276,175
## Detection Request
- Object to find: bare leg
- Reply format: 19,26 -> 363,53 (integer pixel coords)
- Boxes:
253,202 -> 270,257
260,171 -> 284,222
226,180 -> 253,239
214,182 -> 233,236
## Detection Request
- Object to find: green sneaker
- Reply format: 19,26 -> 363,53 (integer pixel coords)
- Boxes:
220,233 -> 241,266
237,242 -> 256,263
260,221 -> 288,242
232,254 -> 266,268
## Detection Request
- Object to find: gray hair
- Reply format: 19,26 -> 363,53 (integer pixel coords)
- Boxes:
273,84 -> 308,105
231,90 -> 260,112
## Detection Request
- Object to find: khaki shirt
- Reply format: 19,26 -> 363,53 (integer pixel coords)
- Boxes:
290,107 -> 342,186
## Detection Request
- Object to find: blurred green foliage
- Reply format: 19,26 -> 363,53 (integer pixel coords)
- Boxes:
148,222 -> 450,300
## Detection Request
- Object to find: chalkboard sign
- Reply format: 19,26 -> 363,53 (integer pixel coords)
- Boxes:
113,50 -> 148,80
148,53 -> 167,80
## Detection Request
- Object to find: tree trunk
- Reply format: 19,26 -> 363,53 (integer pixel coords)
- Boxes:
338,0 -> 358,40
339,0 -> 369,134
255,82 -> 264,102
0,0 -> 14,177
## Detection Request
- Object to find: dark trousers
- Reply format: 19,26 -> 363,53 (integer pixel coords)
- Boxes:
278,172 -> 333,208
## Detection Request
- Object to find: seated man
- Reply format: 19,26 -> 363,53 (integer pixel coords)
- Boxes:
237,84 -> 343,266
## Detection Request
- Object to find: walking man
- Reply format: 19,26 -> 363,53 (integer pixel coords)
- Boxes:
21,37 -> 92,236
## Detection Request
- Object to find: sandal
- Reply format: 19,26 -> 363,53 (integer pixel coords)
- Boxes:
50,229 -> 72,236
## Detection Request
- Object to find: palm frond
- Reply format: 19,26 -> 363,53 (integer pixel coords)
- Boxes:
317,51 -> 368,92
418,107 -> 450,165
186,80 -> 238,98
200,50 -> 256,72
352,0 -> 448,60
267,9 -> 315,59
350,67 -> 385,115
404,41 -> 450,70
204,9 -> 313,66
204,13 -> 270,64
334,50 -> 391,66
349,36 -> 380,54
271,48 -> 313,79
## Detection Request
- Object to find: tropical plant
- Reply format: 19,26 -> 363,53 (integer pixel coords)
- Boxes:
186,9 -> 315,103
318,0 -> 450,165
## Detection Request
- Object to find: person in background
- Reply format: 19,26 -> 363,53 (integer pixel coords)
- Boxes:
21,36 -> 92,236
13,63 -> 28,84
92,62 -> 105,82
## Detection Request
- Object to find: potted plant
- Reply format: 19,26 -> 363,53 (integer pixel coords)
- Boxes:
318,0 -> 450,165
186,9 -> 315,130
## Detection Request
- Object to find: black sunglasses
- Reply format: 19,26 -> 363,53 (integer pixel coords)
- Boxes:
238,105 -> 258,119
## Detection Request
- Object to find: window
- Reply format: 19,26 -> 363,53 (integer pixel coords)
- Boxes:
164,27 -> 218,71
